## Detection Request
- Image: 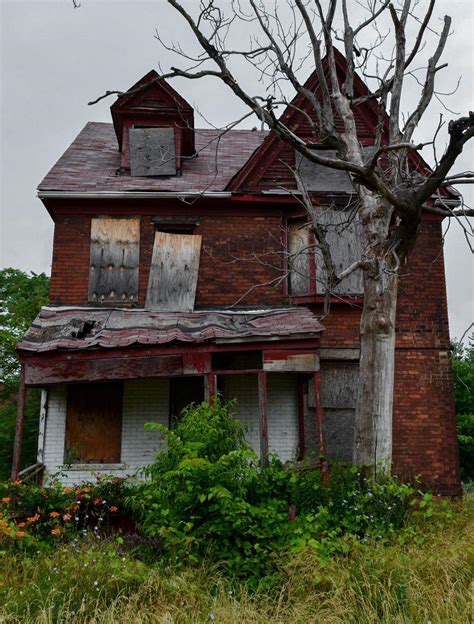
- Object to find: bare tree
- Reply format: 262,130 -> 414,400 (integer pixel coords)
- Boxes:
90,0 -> 473,469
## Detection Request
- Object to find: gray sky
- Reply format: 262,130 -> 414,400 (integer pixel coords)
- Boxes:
1,0 -> 472,341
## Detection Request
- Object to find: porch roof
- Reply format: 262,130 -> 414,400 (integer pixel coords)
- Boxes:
18,306 -> 325,353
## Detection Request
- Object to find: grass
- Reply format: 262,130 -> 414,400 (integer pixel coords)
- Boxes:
0,495 -> 472,624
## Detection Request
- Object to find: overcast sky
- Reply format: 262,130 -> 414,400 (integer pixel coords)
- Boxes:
1,0 -> 472,341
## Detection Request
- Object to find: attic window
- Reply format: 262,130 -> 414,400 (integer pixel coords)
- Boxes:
129,127 -> 176,177
295,148 -> 353,193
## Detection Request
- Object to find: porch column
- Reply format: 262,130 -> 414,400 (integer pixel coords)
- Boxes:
258,371 -> 269,466
11,365 -> 27,481
297,376 -> 306,460
204,373 -> 217,403
313,370 -> 329,482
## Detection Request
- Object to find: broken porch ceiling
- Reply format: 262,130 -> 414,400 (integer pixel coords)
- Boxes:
18,307 -> 325,353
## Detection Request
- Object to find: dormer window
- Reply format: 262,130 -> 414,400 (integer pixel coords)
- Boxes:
129,127 -> 177,177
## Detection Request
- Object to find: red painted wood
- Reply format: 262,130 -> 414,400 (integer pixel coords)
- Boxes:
205,373 -> 217,402
11,366 -> 27,480
258,371 -> 269,466
24,355 -> 183,386
297,377 -> 306,461
183,352 -> 211,374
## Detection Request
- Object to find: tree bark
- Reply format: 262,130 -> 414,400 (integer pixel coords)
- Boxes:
354,195 -> 398,469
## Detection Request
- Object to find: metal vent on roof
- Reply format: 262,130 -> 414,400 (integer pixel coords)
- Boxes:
129,127 -> 177,177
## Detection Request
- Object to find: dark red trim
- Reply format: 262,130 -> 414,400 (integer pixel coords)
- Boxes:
258,371 -> 269,466
205,373 -> 217,402
11,366 -> 27,481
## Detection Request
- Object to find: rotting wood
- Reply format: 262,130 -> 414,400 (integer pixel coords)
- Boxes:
65,383 -> 123,464
204,373 -> 217,402
88,217 -> 140,305
296,149 -> 353,193
11,366 -> 27,481
263,350 -> 319,372
24,354 -> 183,386
146,231 -> 202,312
288,220 -> 310,295
314,211 -> 363,295
129,127 -> 177,176
258,371 -> 269,466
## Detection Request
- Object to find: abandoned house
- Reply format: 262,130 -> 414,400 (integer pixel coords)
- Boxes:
12,51 -> 461,495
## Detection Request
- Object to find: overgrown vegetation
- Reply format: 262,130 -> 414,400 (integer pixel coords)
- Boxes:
0,400 -> 472,622
0,268 -> 50,480
452,337 -> 474,481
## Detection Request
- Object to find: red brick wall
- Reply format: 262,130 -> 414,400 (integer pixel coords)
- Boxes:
48,210 -> 460,494
49,213 -> 283,307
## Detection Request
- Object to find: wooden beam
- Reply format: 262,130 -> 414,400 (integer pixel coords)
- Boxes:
205,373 -> 217,403
313,371 -> 329,483
11,366 -> 27,481
297,377 -> 306,461
258,371 -> 269,467
24,354 -> 183,386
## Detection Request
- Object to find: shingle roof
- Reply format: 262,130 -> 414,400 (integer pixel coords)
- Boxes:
38,123 -> 268,193
18,306 -> 324,353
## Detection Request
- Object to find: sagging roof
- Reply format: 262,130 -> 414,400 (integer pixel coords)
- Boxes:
18,306 -> 325,353
38,123 -> 267,193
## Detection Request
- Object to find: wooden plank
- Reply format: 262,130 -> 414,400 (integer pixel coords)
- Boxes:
24,354 -> 183,386
313,371 -> 326,458
258,371 -> 269,466
204,373 -> 218,402
65,383 -> 123,464
314,211 -> 363,295
129,127 -> 176,176
88,218 -> 140,304
11,368 -> 27,480
296,149 -> 353,193
288,220 -> 311,295
297,377 -> 306,461
146,231 -> 202,312
263,350 -> 319,372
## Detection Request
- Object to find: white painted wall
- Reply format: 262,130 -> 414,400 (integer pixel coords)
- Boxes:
42,380 -> 169,487
225,374 -> 299,463
42,374 -> 299,486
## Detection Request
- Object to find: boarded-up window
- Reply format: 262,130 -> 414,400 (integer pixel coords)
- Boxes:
88,218 -> 140,305
296,149 -> 353,193
146,231 -> 202,312
308,361 -> 359,462
288,220 -> 311,295
314,211 -> 363,295
287,212 -> 362,297
129,127 -> 176,176
65,383 -> 123,464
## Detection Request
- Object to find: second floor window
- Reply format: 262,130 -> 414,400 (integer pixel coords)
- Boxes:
88,217 -> 140,305
287,211 -> 363,297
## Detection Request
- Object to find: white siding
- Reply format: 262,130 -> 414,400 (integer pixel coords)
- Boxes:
42,380 -> 169,487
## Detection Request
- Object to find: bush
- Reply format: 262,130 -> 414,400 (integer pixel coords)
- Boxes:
129,399 -> 430,585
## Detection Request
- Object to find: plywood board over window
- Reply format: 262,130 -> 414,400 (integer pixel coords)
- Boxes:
288,220 -> 311,296
65,383 -> 123,464
314,211 -> 363,295
146,231 -> 202,312
296,149 -> 354,193
88,218 -> 140,305
129,127 -> 176,176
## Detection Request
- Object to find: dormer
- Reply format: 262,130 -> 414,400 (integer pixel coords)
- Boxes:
111,70 -> 195,176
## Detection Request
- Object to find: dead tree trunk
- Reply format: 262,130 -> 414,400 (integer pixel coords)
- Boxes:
354,195 -> 398,467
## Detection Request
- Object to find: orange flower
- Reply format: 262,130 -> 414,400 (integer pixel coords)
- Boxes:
94,498 -> 103,505
50,511 -> 60,518
51,527 -> 61,535
27,513 -> 40,523
82,487 -> 92,493
17,522 -> 26,528
109,506 -> 118,513
15,531 -> 26,538
63,513 -> 72,522
70,503 -> 79,511
13,480 -> 22,486
63,487 -> 72,494
2,497 -> 11,504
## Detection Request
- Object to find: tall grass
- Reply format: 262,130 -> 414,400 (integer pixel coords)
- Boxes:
0,495 -> 472,624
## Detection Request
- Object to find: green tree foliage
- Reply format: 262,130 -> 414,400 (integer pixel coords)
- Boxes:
452,337 -> 474,481
0,268 -> 50,480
